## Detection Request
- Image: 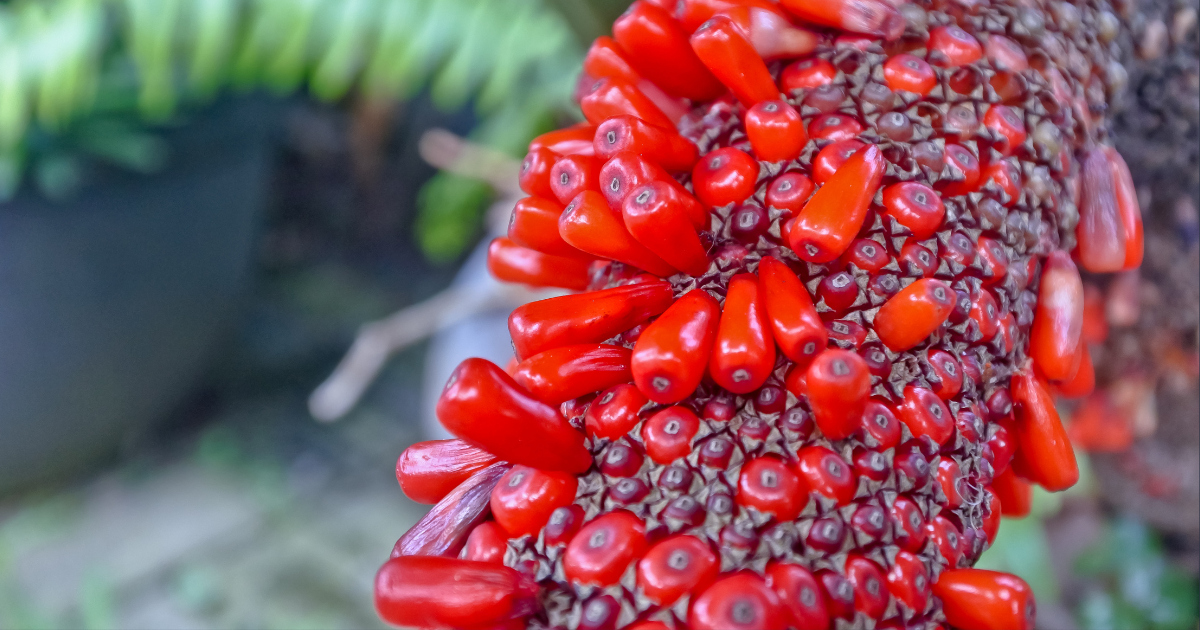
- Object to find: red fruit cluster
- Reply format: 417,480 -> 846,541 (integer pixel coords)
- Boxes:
378,0 -> 1138,628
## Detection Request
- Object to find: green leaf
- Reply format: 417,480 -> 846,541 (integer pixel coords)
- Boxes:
1078,589 -> 1150,630
414,171 -> 491,263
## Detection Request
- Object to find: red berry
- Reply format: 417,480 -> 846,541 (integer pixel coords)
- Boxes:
893,442 -> 931,486
491,465 -> 579,537
637,535 -> 720,605
520,147 -> 559,199
585,383 -> 648,439
487,237 -> 592,291
806,516 -> 846,553
1102,146 -> 1144,269
396,439 -> 501,505
509,196 -> 591,260
641,405 -> 701,464
464,521 -> 509,563
993,466 -> 1032,517
805,350 -> 870,439
563,511 -> 648,586
890,495 -> 928,553
530,124 -> 598,156
928,514 -> 965,567
898,240 -> 938,278
796,445 -> 856,505
845,554 -> 888,620
580,77 -> 674,129
861,401 -> 901,448
623,182 -> 711,276
816,569 -> 856,620
1029,251 -> 1084,381
689,16 -> 780,107
938,144 -> 982,196
692,147 -> 761,207
985,34 -> 1029,72
594,115 -> 699,172
599,151 -> 675,209
982,159 -> 1023,206
710,273 -> 776,393
883,54 -> 937,95
745,99 -> 808,162
437,358 -> 591,473
1010,370 -> 1078,491
852,504 -> 888,540
976,236 -> 1010,285
690,573 -> 788,630
927,349 -> 964,400
632,289 -> 721,403
758,256 -> 827,365
882,182 -> 945,239
737,456 -> 808,520
853,447 -> 890,482
928,25 -> 983,67
934,569 -> 1036,630
897,385 -> 955,445
777,0 -> 904,40
841,238 -> 890,273
730,202 -> 770,243
550,154 -> 603,205
375,556 -> 538,629
788,145 -> 885,263
544,504 -> 586,546
765,562 -> 830,630
968,288 -> 1002,341
780,57 -> 837,91
983,105 -> 1027,155
873,278 -> 956,351
817,271 -> 859,314
808,112 -> 863,142
937,458 -> 965,508
886,550 -> 931,613
513,343 -> 632,405
811,139 -> 866,184
508,280 -> 674,359
982,489 -> 1002,543
599,440 -> 645,477
766,172 -> 816,215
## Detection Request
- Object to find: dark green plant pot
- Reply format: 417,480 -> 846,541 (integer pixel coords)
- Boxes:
0,100 -> 275,493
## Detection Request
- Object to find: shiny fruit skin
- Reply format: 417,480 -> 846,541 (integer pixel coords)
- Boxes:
710,273 -> 776,393
508,280 -> 674,360
375,556 -> 538,629
689,16 -> 780,107
788,145 -> 885,263
737,455 -> 807,521
1029,251 -> 1085,381
491,465 -> 579,537
487,237 -> 592,291
631,289 -> 722,404
641,405 -> 702,464
436,358 -> 591,474
613,1 -> 725,101
689,573 -> 788,630
636,535 -> 720,605
885,550 -> 931,613
509,196 -> 592,260
883,54 -> 937,95
580,77 -> 674,129
692,147 -> 761,208
464,521 -> 508,563
563,510 -> 648,586
623,182 -> 711,276
560,190 -> 679,277
1010,371 -> 1079,491
758,256 -> 827,365
512,343 -> 632,405
594,115 -> 698,172
873,278 -> 956,352
765,562 -> 831,630
993,467 -> 1032,517
796,445 -> 856,505
745,99 -> 808,162
805,350 -> 871,440
896,385 -> 955,445
396,439 -> 500,504
585,383 -> 649,439
933,569 -> 1036,630
881,182 -> 945,240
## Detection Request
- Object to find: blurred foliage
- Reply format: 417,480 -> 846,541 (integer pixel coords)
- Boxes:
0,0 -> 622,260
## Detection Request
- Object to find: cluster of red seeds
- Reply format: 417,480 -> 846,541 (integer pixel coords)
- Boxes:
376,0 -> 1143,628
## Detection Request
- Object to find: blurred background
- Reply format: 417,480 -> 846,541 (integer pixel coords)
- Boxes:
0,0 -> 1195,628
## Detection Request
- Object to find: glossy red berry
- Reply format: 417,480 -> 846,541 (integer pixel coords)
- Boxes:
890,495 -> 928,553
807,112 -> 863,142
853,447 -> 890,482
710,274 -> 775,393
579,77 -> 674,130
765,562 -> 830,630
899,241 -> 938,278
1029,251 -> 1084,381
464,521 -> 508,563
928,25 -> 983,67
789,145 -> 884,262
882,182 -> 945,239
897,385 -> 955,445
778,0 -> 904,40
765,172 -> 815,215
690,16 -> 780,107
983,105 -> 1027,155
993,466 -> 1032,517
692,147 -> 760,208
883,54 -> 937,95
637,535 -> 720,605
585,383 -> 648,439
560,190 -> 678,277
550,154 -> 603,205
487,237 -> 592,291
1103,146 -> 1144,269
563,511 -> 648,586
509,196 -> 591,260
928,514 -> 964,567
796,445 -> 856,505
873,278 -> 956,351
396,439 -> 501,504
934,569 -> 1036,630
816,569 -> 856,620
519,147 -> 559,199
886,550 -> 931,613
818,271 -> 859,313
811,139 -> 865,185
491,465 -> 579,537
599,440 -> 645,478
641,405 -> 701,464
437,358 -> 591,473
841,238 -> 890,273
927,349 -> 963,400
623,182 -> 711,276
805,350 -> 870,440
508,280 -> 673,360
737,456 -> 807,520
938,144 -> 982,197
375,556 -> 539,629
689,573 -> 788,630
594,116 -> 698,173
745,100 -> 807,162
937,458 -> 964,508
976,236 -> 1010,285
614,1 -> 725,101
862,401 -> 901,448
513,344 -> 632,405
632,289 -> 722,403
780,57 -> 837,91
1011,370 -> 1078,491
544,504 -> 586,546
758,256 -> 827,365
845,554 -> 888,620
530,125 -> 597,156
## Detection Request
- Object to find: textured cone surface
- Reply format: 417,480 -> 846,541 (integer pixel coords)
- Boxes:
387,0 -> 1133,628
